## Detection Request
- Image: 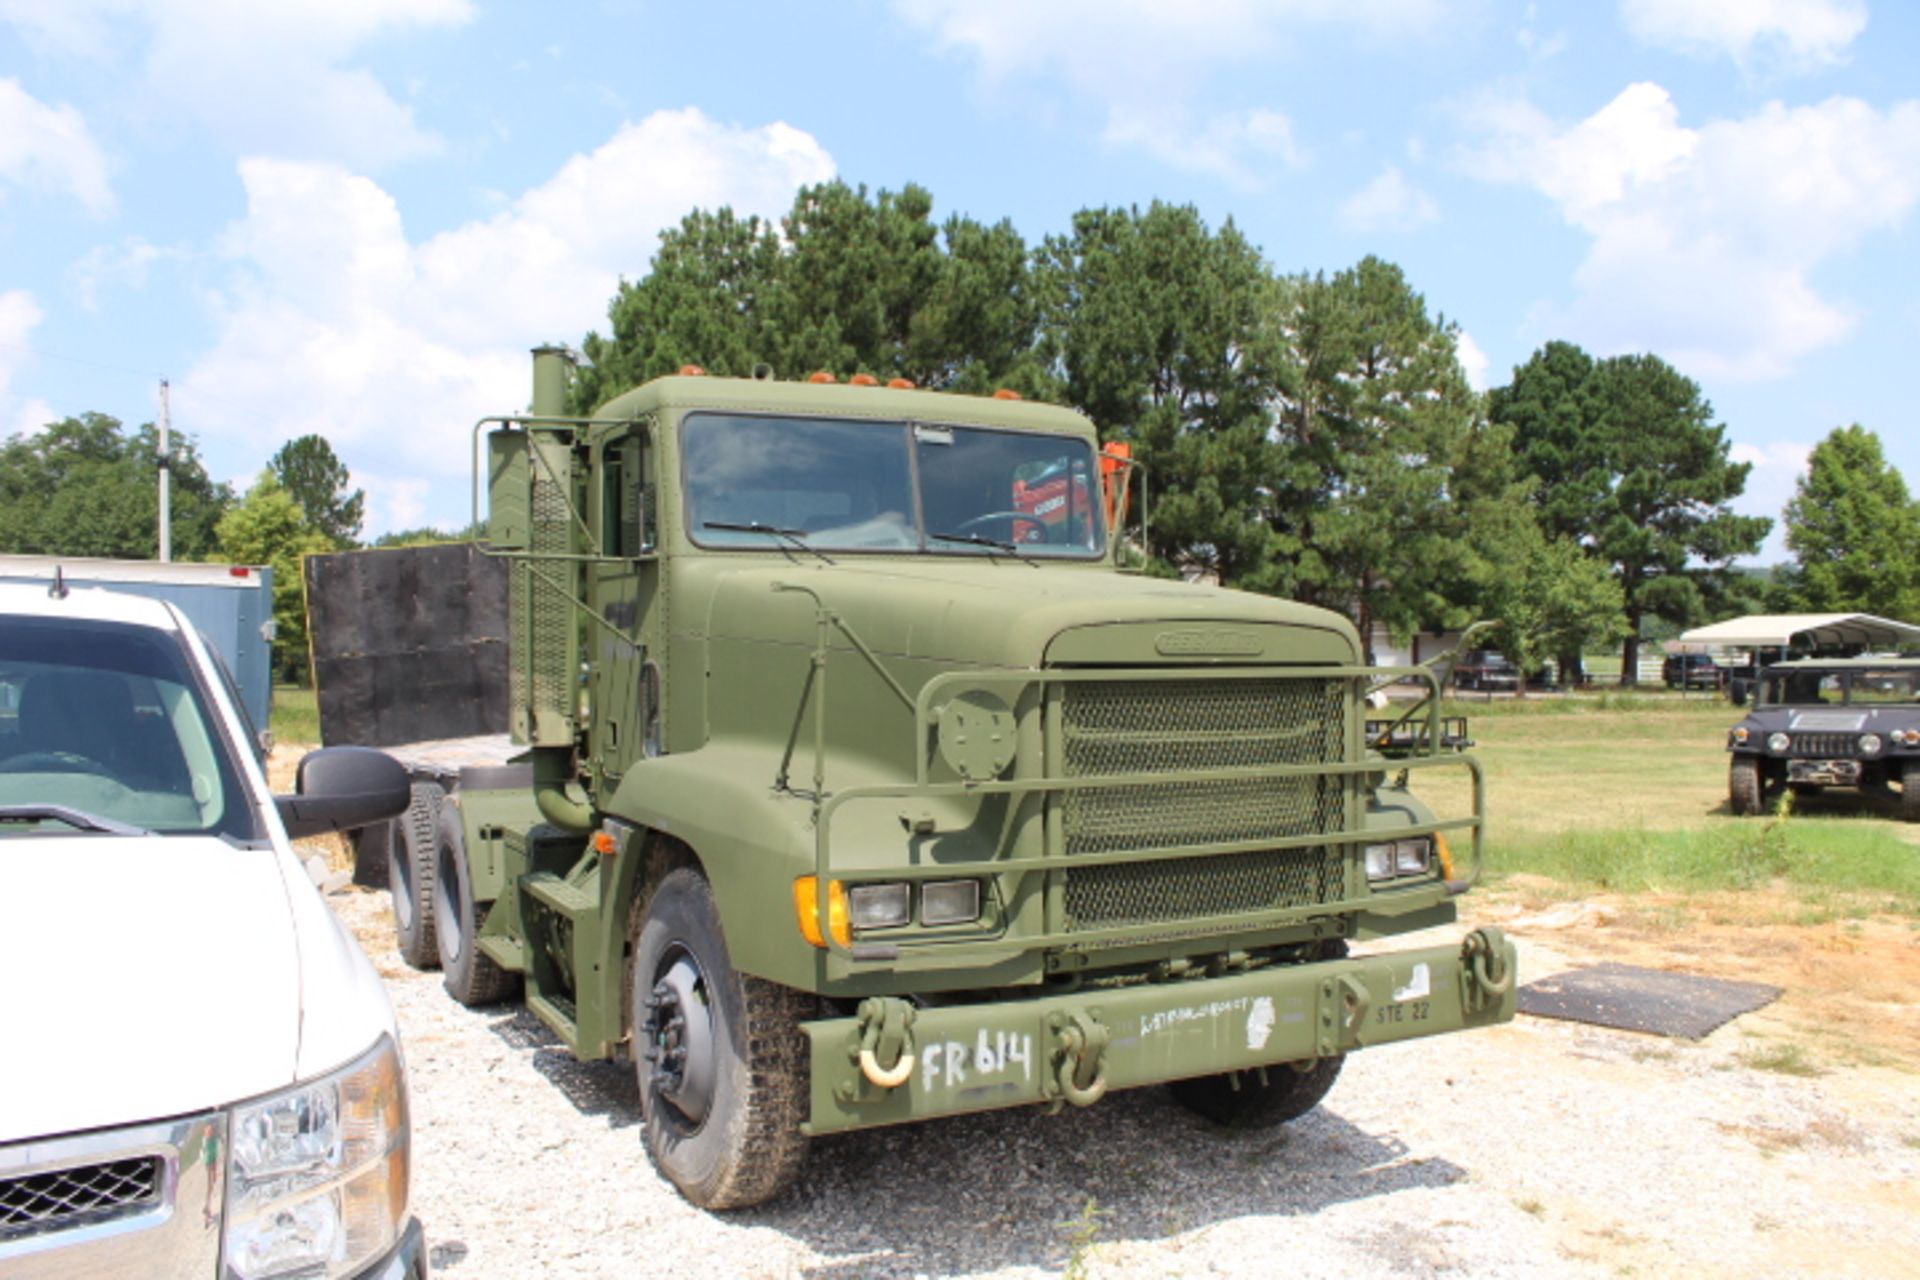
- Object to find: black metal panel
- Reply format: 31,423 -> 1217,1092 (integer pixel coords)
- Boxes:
305,543 -> 510,747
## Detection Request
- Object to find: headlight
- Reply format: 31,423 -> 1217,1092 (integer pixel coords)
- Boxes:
225,1036 -> 410,1280
1730,727 -> 1750,745
847,883 -> 911,929
920,879 -> 982,926
1364,839 -> 1432,882
1767,732 -> 1791,753
1859,733 -> 1882,754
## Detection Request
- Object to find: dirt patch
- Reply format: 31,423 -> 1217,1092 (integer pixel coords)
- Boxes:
1477,877 -> 1920,1071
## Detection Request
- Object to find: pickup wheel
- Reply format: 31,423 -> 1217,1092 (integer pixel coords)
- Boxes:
390,782 -> 442,969
1729,757 -> 1765,816
1903,761 -> 1920,823
434,802 -> 520,1006
631,867 -> 811,1210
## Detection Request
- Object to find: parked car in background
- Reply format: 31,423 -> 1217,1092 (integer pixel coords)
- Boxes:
1663,652 -> 1724,690
0,580 -> 425,1279
1453,649 -> 1521,692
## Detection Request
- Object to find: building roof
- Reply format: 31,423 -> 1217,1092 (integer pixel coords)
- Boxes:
1678,613 -> 1920,650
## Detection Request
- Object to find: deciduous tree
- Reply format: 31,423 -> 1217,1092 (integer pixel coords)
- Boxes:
216,473 -> 333,683
1783,425 -> 1920,618
0,412 -> 231,559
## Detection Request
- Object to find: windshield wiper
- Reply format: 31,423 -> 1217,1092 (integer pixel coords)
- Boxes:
930,531 -> 1037,564
0,805 -> 151,836
703,521 -> 835,565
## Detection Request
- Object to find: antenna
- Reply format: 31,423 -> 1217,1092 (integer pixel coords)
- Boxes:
158,379 -> 172,562
49,565 -> 68,600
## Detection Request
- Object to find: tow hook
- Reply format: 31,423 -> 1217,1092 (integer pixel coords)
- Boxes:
1047,1009 -> 1110,1108
854,997 -> 916,1089
1460,927 -> 1513,1012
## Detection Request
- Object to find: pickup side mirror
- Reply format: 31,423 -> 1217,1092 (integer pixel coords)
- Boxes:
276,746 -> 410,840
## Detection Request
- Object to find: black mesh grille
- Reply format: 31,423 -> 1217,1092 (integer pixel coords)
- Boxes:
1058,678 -> 1348,931
0,1157 -> 162,1237
1789,732 -> 1857,756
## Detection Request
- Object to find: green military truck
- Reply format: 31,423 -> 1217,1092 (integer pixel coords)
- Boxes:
333,347 -> 1515,1210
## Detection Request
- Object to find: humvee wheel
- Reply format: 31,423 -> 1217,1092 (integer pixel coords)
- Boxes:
1903,761 -> 1920,823
632,868 -> 811,1210
434,803 -> 520,1006
1729,757 -> 1766,816
1169,1055 -> 1345,1129
390,782 -> 443,969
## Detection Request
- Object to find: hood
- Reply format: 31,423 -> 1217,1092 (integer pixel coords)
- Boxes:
0,837 -> 304,1142
699,558 -> 1360,668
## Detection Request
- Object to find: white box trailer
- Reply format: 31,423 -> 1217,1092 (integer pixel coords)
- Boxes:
0,555 -> 275,732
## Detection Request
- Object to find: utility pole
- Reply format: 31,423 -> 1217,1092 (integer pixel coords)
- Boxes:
157,378 -> 171,562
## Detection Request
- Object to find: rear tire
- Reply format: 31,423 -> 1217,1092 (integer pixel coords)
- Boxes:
632,867 -> 811,1210
390,782 -> 442,969
1730,757 -> 1765,816
1903,761 -> 1920,823
435,802 -> 520,1006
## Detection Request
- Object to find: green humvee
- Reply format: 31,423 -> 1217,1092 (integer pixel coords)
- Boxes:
386,347 -> 1515,1210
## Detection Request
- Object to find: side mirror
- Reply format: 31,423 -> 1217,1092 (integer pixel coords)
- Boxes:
276,746 -> 410,840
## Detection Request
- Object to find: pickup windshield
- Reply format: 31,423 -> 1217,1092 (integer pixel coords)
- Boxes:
683,413 -> 1107,558
0,617 -> 259,839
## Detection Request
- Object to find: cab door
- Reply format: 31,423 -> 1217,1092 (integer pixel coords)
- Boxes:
587,426 -> 659,786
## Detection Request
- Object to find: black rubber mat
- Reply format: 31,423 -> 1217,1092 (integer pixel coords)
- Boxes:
1517,962 -> 1782,1039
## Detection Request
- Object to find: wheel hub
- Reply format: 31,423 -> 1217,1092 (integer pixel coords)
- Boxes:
643,951 -> 716,1124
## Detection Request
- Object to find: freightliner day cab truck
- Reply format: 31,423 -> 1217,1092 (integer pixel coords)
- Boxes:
329,347 -> 1516,1210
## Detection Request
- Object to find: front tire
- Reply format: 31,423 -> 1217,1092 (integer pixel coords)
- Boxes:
1169,1057 -> 1346,1129
1730,757 -> 1766,816
390,782 -> 442,969
631,868 -> 812,1210
435,802 -> 520,1006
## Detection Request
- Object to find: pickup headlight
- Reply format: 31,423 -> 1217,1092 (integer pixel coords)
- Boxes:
1364,838 -> 1433,882
224,1036 -> 410,1280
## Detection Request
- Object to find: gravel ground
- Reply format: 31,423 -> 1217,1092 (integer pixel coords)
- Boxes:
323,889 -> 1920,1280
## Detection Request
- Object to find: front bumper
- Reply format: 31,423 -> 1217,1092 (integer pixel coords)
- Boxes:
801,927 -> 1515,1135
356,1216 -> 429,1280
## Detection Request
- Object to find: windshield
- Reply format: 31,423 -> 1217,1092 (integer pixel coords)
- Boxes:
1761,667 -> 1920,706
682,413 -> 1107,558
0,616 -> 260,839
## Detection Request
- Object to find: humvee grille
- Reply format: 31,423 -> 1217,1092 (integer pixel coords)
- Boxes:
1788,732 -> 1856,756
1058,678 -> 1347,931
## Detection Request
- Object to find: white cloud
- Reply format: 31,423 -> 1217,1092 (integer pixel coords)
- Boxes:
1456,83 -> 1920,379
1337,163 -> 1438,233
174,109 -> 835,536
893,0 -> 1443,183
0,289 -> 44,399
1619,0 -> 1865,76
355,472 -> 429,533
0,78 -> 113,214
1454,329 -> 1490,391
0,0 -> 473,170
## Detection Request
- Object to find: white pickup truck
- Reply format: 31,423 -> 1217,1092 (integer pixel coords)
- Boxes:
0,580 -> 427,1279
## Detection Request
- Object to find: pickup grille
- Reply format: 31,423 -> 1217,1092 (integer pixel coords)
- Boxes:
0,1156 -> 162,1238
1058,677 -> 1347,931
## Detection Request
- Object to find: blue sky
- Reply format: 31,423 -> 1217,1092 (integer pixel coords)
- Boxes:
1,0 -> 1914,556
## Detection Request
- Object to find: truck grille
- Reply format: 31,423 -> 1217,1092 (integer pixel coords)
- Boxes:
0,1156 -> 162,1238
1058,677 -> 1347,931
1788,732 -> 1857,756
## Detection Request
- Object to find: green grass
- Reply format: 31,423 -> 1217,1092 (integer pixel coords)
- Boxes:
1494,819 -> 1920,904
270,684 -> 320,745
1738,1042 -> 1822,1077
